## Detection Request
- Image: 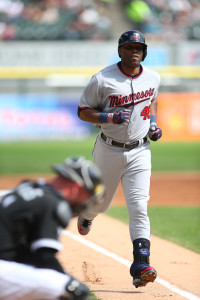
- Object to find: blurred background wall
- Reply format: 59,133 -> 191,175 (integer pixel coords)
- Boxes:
0,0 -> 200,141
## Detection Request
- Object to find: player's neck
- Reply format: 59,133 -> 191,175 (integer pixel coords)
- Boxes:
119,62 -> 141,77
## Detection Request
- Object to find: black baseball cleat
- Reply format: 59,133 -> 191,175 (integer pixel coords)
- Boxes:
132,266 -> 157,288
77,216 -> 93,235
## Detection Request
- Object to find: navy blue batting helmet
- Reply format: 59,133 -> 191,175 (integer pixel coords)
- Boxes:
118,30 -> 147,61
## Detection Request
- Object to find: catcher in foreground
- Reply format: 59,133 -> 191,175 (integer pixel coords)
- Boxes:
0,156 -> 105,300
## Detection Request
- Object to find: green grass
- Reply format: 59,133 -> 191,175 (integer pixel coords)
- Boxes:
90,292 -> 101,300
0,139 -> 199,174
105,206 -> 200,253
150,141 -> 200,171
0,139 -> 96,174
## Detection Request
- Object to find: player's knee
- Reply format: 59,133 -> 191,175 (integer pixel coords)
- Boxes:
60,277 -> 91,300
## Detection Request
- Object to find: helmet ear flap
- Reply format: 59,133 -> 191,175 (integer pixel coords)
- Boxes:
142,46 -> 147,61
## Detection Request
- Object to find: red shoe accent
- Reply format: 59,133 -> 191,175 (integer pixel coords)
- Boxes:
77,217 -> 93,235
141,266 -> 156,275
141,267 -> 157,283
78,223 -> 90,235
133,267 -> 157,288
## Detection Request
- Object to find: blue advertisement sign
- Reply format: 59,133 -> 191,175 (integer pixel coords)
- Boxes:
0,94 -> 92,141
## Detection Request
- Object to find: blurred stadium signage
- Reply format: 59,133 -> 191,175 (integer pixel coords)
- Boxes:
0,41 -> 171,67
0,41 -> 199,67
0,95 -> 92,141
0,93 -> 199,142
158,93 -> 200,141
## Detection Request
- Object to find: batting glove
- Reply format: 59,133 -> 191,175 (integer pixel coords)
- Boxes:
148,123 -> 162,141
108,111 -> 130,124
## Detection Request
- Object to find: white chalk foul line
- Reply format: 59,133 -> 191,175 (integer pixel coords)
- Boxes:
63,230 -> 200,300
0,190 -> 10,197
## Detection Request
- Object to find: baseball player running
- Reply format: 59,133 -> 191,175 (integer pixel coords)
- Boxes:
77,30 -> 162,288
0,156 -> 105,300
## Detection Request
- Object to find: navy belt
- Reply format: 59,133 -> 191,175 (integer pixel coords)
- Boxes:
101,132 -> 148,150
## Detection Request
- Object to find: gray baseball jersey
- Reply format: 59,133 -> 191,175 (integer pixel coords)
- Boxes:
79,63 -> 160,142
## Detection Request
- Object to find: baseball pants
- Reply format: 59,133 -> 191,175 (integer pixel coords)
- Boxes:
0,259 -> 70,300
82,134 -> 151,242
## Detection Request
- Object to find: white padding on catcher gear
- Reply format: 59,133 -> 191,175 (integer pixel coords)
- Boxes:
0,259 -> 71,300
31,238 -> 62,252
0,190 -> 11,197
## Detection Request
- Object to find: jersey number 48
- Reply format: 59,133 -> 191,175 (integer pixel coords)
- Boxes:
141,105 -> 150,120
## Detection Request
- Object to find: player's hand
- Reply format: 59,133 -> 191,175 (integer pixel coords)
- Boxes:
61,277 -> 91,299
148,123 -> 162,141
108,111 -> 130,124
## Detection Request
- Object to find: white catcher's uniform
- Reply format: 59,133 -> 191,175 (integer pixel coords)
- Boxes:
79,63 -> 160,242
0,259 -> 70,300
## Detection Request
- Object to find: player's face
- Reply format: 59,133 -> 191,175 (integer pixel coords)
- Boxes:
50,176 -> 91,205
119,42 -> 143,68
68,181 -> 91,204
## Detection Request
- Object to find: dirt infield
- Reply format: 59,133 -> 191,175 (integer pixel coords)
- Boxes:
1,172 -> 200,206
59,215 -> 200,300
1,173 -> 200,300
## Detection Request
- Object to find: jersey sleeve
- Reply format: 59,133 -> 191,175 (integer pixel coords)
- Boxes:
79,75 -> 102,110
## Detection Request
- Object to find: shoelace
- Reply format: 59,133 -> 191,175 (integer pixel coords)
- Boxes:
81,219 -> 93,227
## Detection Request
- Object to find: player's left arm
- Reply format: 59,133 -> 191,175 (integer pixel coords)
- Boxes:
148,98 -> 162,141
150,97 -> 157,116
34,247 -> 65,273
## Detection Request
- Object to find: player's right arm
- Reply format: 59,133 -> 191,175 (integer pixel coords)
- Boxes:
78,75 -> 130,125
78,107 -> 101,123
78,107 -> 130,125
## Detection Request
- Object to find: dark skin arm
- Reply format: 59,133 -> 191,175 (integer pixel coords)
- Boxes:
150,98 -> 157,118
79,108 -> 102,124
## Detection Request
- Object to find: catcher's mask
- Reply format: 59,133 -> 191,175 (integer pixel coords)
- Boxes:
52,157 -> 105,212
118,30 -> 147,61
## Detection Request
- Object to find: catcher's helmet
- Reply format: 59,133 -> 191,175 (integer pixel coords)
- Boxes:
118,30 -> 147,61
52,156 -> 105,200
